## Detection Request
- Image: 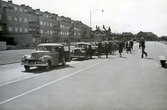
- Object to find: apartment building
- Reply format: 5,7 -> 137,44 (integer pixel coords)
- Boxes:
69,20 -> 82,42
0,0 -> 91,48
81,23 -> 91,42
0,0 -> 36,47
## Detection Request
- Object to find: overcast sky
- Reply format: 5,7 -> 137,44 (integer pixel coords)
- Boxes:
6,0 -> 167,37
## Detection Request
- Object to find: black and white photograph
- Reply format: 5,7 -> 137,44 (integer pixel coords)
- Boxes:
0,0 -> 167,109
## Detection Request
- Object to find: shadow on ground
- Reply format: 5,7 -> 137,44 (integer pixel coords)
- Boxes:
22,64 -> 75,74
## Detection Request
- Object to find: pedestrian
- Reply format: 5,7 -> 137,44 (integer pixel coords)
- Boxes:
130,40 -> 134,50
104,41 -> 109,58
98,41 -> 102,58
109,40 -> 114,55
125,41 -> 132,54
139,40 -> 141,49
118,39 -> 124,57
139,37 -> 148,58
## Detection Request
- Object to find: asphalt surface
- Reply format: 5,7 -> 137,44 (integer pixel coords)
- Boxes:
0,41 -> 167,110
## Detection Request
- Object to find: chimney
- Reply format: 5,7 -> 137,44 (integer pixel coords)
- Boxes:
8,0 -> 12,3
21,4 -> 25,7
36,9 -> 40,11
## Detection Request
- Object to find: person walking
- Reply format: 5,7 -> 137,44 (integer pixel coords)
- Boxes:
118,39 -> 124,57
139,37 -> 148,58
104,41 -> 109,58
109,40 -> 114,55
98,41 -> 102,58
130,40 -> 134,50
125,40 -> 132,54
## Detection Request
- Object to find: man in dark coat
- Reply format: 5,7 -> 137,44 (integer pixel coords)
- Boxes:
139,37 -> 148,58
98,41 -> 102,58
104,41 -> 109,58
118,40 -> 124,57
130,40 -> 134,50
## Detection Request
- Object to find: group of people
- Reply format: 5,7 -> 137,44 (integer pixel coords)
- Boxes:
96,37 -> 147,58
97,40 -> 117,58
118,39 -> 134,57
118,37 -> 148,58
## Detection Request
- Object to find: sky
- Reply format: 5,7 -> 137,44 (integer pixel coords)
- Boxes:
5,0 -> 167,37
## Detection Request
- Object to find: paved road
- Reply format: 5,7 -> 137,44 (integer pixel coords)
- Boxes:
0,46 -> 74,65
0,41 -> 167,110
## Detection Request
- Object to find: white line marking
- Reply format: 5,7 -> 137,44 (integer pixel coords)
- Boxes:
0,62 -> 80,87
0,59 -> 108,105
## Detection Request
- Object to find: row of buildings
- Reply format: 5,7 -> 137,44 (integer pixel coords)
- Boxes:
0,0 -> 159,48
0,0 -> 91,47
93,26 -> 158,42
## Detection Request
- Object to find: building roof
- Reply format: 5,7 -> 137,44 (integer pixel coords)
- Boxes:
37,43 -> 63,47
76,42 -> 91,45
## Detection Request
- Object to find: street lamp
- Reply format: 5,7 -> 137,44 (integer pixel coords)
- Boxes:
89,9 -> 104,42
123,24 -> 130,32
90,9 -> 104,28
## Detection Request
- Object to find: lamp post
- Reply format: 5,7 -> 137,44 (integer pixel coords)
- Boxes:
89,9 -> 104,42
123,24 -> 130,33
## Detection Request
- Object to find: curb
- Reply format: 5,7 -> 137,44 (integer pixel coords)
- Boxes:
0,61 -> 21,66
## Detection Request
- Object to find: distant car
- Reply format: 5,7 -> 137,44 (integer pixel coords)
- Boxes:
71,42 -> 94,60
21,43 -> 70,71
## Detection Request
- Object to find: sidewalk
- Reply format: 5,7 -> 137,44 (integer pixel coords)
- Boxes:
0,49 -> 35,65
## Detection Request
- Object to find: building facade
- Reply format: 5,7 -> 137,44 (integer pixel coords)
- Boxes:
0,0 -> 91,48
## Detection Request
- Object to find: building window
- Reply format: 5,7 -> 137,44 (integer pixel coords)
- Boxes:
24,28 -> 28,33
47,30 -> 49,34
50,23 -> 52,27
44,22 -> 46,26
20,28 -> 22,33
19,8 -> 23,12
47,22 -> 49,26
8,27 -> 13,32
40,21 -> 43,25
14,7 -> 17,11
14,17 -> 18,21
0,26 -> 2,31
24,9 -> 28,13
19,17 -> 22,22
50,31 -> 53,35
33,29 -> 36,31
29,29 -> 32,33
24,18 -> 28,23
40,30 -> 43,34
15,27 -> 18,32
8,16 -> 13,20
